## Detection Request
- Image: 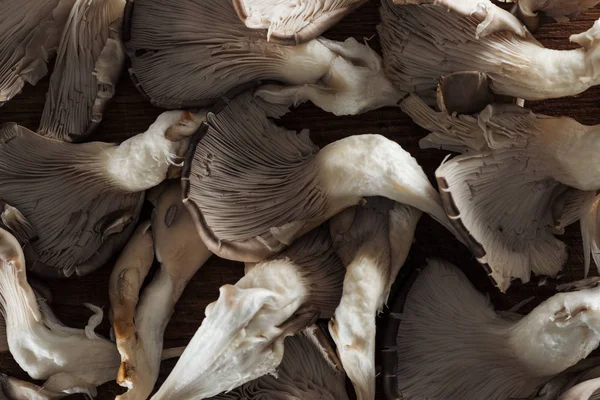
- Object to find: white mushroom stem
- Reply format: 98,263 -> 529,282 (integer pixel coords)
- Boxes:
0,227 -> 120,397
329,199 -> 421,400
395,260 -> 600,400
116,183 -> 212,400
0,374 -> 65,400
379,1 -> 600,103
151,228 -> 344,400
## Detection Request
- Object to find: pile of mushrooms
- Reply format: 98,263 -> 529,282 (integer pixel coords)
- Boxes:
0,0 -> 599,399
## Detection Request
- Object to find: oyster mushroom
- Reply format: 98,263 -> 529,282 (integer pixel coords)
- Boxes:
328,197 -> 421,400
401,94 -> 598,291
233,0 -> 367,44
124,0 -> 401,115
114,181 -> 212,400
37,0 -> 126,141
0,0 -> 75,105
378,0 -> 600,105
0,225 -> 120,397
513,0 -> 600,32
383,259 -> 600,400
151,226 -> 345,399
209,326 -> 349,400
0,374 -> 64,400
183,92 -> 455,263
0,110 -> 203,278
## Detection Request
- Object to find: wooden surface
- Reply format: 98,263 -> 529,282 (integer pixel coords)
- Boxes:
1,2 -> 599,399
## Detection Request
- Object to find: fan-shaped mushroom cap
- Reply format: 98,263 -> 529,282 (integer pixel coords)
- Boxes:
209,326 -> 349,400
389,259 -> 600,400
37,0 -> 126,141
328,197 -> 420,400
514,0 -> 600,32
124,0 -> 400,115
151,226 -> 345,400
401,95 -> 599,291
0,111 -> 202,278
379,0 -> 600,105
0,226 -> 120,397
115,182 -> 212,400
233,0 -> 367,44
183,92 -> 454,262
0,0 -> 75,105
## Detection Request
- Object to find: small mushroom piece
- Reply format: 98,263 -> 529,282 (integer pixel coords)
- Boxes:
0,226 -> 120,397
0,0 -> 75,105
401,95 -> 599,291
513,0 -> 600,32
233,0 -> 367,44
124,0 -> 402,115
37,0 -> 126,141
582,195 -> 600,278
0,110 -> 204,278
386,259 -> 600,400
151,226 -> 345,400
209,326 -> 349,399
115,181 -> 212,400
328,197 -> 421,400
379,0 -> 600,105
183,92 -> 455,262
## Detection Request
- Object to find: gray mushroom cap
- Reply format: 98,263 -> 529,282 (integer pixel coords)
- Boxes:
37,0 -> 126,141
0,0 -> 75,105
233,0 -> 367,44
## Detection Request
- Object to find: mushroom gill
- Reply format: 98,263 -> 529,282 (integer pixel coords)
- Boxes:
0,225 -> 120,397
0,111 -> 202,278
114,181 -> 212,400
124,0 -> 401,115
328,197 -> 420,400
151,226 -> 345,399
183,92 -> 455,262
378,0 -> 600,105
401,95 -> 599,291
388,259 -> 600,400
0,0 -> 75,105
209,326 -> 349,400
233,0 -> 368,44
38,0 -> 127,141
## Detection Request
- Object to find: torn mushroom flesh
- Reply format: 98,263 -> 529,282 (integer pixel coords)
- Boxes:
151,226 -> 345,399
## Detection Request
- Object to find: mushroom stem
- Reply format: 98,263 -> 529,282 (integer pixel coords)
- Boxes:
0,374 -> 65,400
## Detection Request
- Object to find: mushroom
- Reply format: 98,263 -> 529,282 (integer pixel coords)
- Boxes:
400,94 -> 598,291
209,325 -> 349,399
384,259 -> 600,400
513,0 -> 600,32
0,0 -> 75,105
233,0 -> 367,44
151,225 -> 345,399
0,374 -> 64,400
0,225 -> 120,397
328,197 -> 421,400
37,0 -> 126,141
378,0 -> 600,105
582,195 -> 600,278
113,181 -> 212,400
0,110 -> 203,278
183,92 -> 456,263
124,0 -> 401,115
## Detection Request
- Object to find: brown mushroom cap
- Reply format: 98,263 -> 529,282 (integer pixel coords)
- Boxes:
0,123 -> 143,278
233,0 -> 367,45
38,0 -> 126,141
0,0 -> 75,106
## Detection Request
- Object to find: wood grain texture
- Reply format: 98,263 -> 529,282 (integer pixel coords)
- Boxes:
0,1 -> 599,399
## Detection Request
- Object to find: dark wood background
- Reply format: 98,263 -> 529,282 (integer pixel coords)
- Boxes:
0,2 -> 599,399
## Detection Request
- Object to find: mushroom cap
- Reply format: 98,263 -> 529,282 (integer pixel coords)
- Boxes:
401,95 -> 599,291
38,0 -> 126,141
0,123 -> 144,278
378,1 -> 600,103
387,259 -> 600,400
0,0 -> 75,105
233,0 -> 367,44
209,326 -> 349,399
